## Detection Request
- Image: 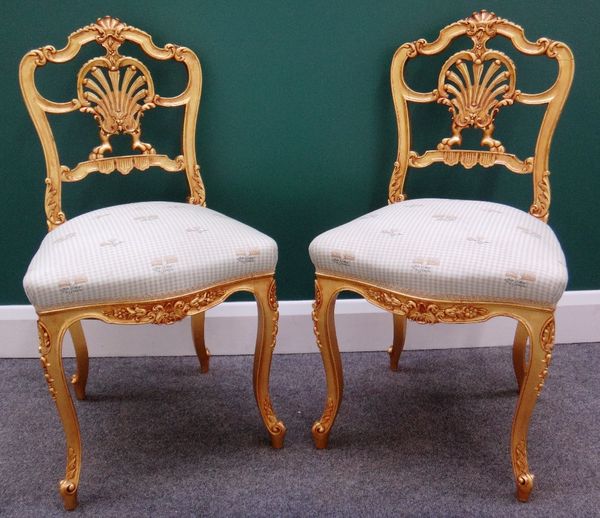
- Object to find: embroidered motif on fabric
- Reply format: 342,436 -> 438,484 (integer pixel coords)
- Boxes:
432,214 -> 458,222
100,238 -> 123,247
466,236 -> 490,244
236,248 -> 261,263
331,250 -> 355,266
505,271 -> 537,287
151,256 -> 178,273
186,226 -> 208,234
381,229 -> 403,237
516,226 -> 542,239
481,207 -> 503,214
58,276 -> 88,294
53,232 -> 77,244
134,215 -> 159,222
411,257 -> 440,273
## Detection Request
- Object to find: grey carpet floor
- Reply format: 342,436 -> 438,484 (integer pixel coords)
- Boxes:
1,344 -> 599,517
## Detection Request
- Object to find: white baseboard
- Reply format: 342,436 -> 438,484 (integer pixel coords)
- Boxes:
1,290 -> 599,358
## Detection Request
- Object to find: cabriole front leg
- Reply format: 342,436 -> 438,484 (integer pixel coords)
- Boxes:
252,276 -> 286,448
191,312 -> 210,373
311,276 -> 344,449
38,317 -> 82,511
511,313 -> 555,502
68,321 -> 89,400
512,321 -> 528,393
388,313 -> 407,371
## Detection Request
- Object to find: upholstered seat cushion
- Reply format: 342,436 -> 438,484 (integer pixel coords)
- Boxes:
24,201 -> 278,311
309,198 -> 567,306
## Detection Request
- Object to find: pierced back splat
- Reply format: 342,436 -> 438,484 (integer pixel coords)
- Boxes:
78,58 -> 156,159
388,10 -> 574,222
19,16 -> 206,230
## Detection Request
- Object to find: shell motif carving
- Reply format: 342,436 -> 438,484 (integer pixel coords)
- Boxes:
78,59 -> 156,160
436,52 -> 517,153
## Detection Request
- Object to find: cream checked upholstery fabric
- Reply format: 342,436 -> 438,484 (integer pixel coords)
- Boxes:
24,202 -> 278,311
309,199 -> 567,306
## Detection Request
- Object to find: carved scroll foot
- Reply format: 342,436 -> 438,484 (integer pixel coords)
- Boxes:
253,276 -> 286,448
69,321 -> 89,400
512,321 -> 528,393
516,471 -> 535,503
388,314 -> 407,371
191,313 -> 210,373
59,476 -> 78,511
510,313 -> 555,502
311,276 -> 344,449
38,317 -> 82,511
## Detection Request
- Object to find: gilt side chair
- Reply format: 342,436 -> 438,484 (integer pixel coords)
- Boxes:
20,17 -> 285,510
308,10 -> 573,501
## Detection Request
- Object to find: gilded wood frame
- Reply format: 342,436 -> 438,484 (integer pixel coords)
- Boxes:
311,11 -> 572,502
20,16 -> 206,231
20,17 -> 285,510
388,10 -> 574,223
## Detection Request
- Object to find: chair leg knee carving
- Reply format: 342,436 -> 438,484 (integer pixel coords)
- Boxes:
191,313 -> 210,373
252,276 -> 286,448
388,314 -> 407,371
311,277 -> 344,449
38,317 -> 82,511
68,321 -> 89,401
512,321 -> 529,393
511,313 -> 555,502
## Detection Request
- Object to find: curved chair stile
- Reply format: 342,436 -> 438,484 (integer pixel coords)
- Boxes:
309,10 -> 573,503
20,17 -> 285,510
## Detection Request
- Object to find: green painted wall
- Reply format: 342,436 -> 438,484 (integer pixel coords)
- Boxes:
1,0 -> 597,303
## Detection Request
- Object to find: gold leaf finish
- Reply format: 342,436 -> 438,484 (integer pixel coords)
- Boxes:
19,15 -> 207,227
313,397 -> 335,434
535,317 -> 555,396
37,321 -> 57,401
78,59 -> 157,159
312,279 -> 323,349
529,170 -> 551,221
435,50 -> 517,152
409,150 -> 533,173
59,447 -> 78,496
61,154 -> 185,181
514,439 -> 534,497
44,178 -> 66,230
22,18 -> 282,510
366,288 -> 488,324
313,262 -> 558,500
103,289 -> 226,324
313,8 -> 572,504
267,278 -> 279,348
263,396 -> 285,435
388,9 -> 574,222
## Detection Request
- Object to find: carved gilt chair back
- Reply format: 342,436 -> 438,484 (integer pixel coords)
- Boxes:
388,10 -> 574,222
19,16 -> 205,231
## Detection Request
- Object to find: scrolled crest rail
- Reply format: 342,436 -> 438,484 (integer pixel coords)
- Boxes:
388,10 -> 574,223
19,15 -> 206,230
